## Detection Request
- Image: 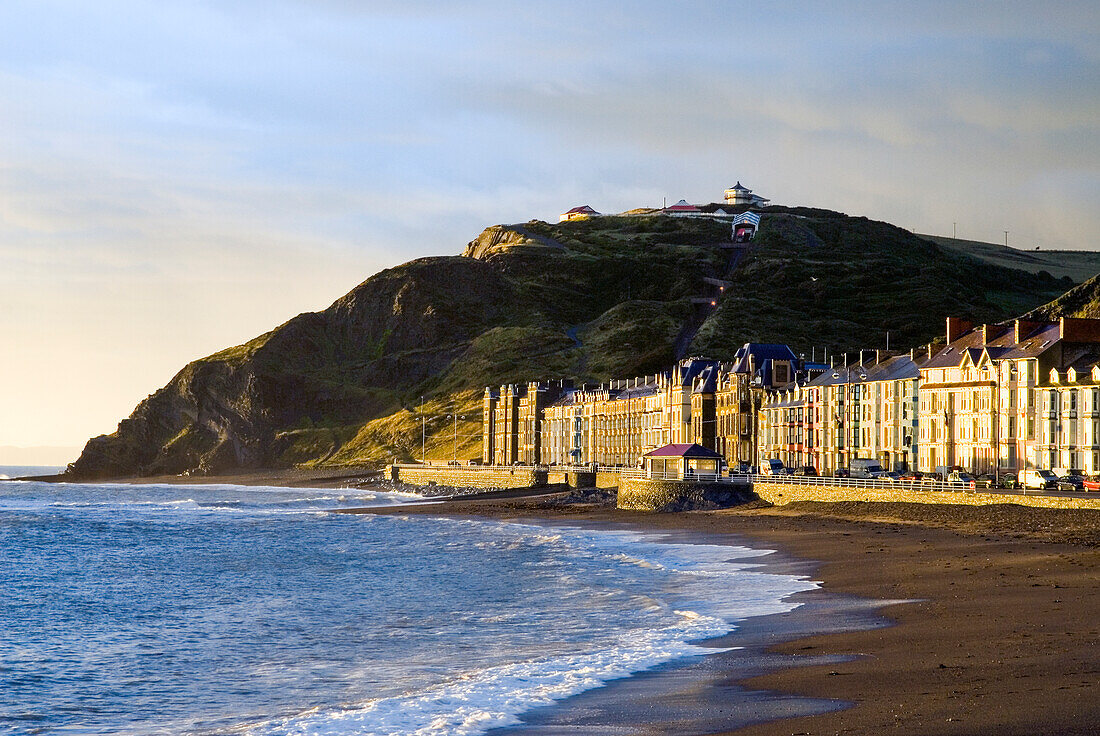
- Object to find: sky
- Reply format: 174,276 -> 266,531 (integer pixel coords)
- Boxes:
1,1 -> 1098,462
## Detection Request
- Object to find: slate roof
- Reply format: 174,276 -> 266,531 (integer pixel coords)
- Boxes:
808,354 -> 920,387
731,343 -> 798,374
643,443 -> 724,458
922,322 -> 1062,369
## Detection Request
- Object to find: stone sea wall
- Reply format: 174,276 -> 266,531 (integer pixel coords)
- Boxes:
391,465 -> 545,489
617,477 -> 754,512
753,481 -> 1100,510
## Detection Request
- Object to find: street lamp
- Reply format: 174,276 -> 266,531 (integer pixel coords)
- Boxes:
833,362 -> 867,474
446,413 -> 466,465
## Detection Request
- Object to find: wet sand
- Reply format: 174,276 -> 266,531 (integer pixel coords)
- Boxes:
345,492 -> 1100,735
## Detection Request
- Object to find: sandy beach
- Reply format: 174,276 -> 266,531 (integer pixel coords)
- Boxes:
340,490 -> 1100,735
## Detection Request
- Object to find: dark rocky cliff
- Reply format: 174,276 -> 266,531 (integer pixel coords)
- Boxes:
69,210 -> 1075,479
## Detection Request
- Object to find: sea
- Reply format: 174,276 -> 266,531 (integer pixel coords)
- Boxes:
0,478 -> 820,736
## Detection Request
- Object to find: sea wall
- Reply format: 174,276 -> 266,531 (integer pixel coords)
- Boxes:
753,481 -> 1100,510
390,465 -> 545,489
617,477 -> 754,512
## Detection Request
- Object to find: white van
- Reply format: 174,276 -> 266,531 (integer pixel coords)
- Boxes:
762,458 -> 788,476
1018,469 -> 1057,490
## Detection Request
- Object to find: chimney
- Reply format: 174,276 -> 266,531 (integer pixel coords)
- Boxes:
946,317 -> 973,344
1060,317 -> 1100,343
876,349 -> 884,364
1015,319 -> 1044,343
927,343 -> 934,359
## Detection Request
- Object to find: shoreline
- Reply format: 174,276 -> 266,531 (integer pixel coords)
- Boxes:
482,523 -> 890,735
345,490 -> 1100,735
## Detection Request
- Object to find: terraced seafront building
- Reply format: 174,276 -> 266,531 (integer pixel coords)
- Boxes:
760,352 -> 923,474
483,317 -> 1100,477
482,346 -> 804,469
918,317 -> 1100,476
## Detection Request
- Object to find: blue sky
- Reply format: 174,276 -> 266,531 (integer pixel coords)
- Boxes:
1,1 -> 1097,458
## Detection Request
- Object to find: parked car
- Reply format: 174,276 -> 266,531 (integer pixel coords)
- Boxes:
1018,469 -> 1058,490
946,471 -> 977,489
1083,476 -> 1100,492
998,475 -> 1020,489
832,468 -> 850,478
1056,475 -> 1085,491
898,471 -> 923,481
974,473 -> 996,489
791,465 -> 818,477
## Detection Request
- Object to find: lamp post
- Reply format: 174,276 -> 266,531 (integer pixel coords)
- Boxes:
447,413 -> 466,465
833,361 -> 867,474
420,395 -> 426,464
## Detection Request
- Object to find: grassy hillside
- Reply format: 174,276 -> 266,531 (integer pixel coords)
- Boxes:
922,234 -> 1100,283
69,209 -> 1079,478
1023,272 -> 1100,320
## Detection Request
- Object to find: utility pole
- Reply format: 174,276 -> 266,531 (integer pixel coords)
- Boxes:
420,396 -> 426,464
953,222 -> 957,239
1004,230 -> 1009,248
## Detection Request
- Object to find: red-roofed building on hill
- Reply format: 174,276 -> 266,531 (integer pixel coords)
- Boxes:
662,199 -> 702,217
558,205 -> 601,222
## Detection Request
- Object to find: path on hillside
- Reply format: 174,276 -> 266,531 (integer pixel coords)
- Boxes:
565,324 -> 589,375
672,240 -> 752,359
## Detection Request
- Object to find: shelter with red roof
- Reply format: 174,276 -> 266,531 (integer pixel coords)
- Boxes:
642,443 -> 724,479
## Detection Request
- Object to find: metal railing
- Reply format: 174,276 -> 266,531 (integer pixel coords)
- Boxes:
619,469 -> 733,483
392,463 -> 1087,499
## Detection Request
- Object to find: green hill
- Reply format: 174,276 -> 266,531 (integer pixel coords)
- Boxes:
921,234 -> 1100,283
1023,272 -> 1100,320
69,207 -> 1078,479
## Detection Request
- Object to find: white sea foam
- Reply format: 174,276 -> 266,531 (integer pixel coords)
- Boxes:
246,611 -> 730,736
240,522 -> 818,736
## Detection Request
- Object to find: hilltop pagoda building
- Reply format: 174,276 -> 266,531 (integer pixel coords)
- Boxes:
723,182 -> 770,207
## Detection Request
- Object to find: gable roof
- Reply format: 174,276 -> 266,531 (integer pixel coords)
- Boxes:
663,199 -> 701,212
924,322 -> 1061,369
643,443 -> 724,459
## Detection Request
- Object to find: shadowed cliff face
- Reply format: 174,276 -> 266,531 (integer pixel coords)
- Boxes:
69,257 -> 520,478
69,212 -> 1076,479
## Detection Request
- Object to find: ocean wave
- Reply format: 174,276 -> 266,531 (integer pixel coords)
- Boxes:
244,608 -> 731,736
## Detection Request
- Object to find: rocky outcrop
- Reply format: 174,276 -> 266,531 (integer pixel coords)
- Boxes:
69,256 -> 520,478
462,224 -> 564,259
